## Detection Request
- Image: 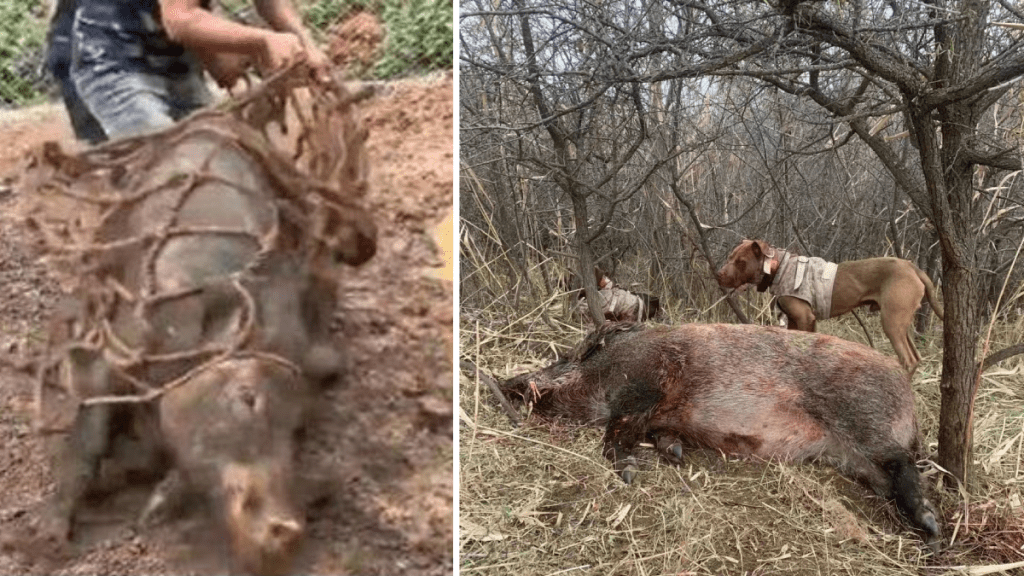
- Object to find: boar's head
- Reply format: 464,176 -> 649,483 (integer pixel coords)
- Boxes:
159,357 -> 309,576
308,196 -> 377,267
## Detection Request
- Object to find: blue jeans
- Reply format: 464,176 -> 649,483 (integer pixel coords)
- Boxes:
47,7 -> 107,143
70,19 -> 212,140
57,72 -> 108,144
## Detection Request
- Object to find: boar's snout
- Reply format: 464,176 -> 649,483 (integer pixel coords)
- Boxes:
222,461 -> 304,576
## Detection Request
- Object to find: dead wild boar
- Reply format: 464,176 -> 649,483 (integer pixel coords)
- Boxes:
26,72 -> 373,574
41,254 -> 342,575
500,322 -> 941,549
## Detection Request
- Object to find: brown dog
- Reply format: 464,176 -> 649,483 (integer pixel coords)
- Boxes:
716,240 -> 943,374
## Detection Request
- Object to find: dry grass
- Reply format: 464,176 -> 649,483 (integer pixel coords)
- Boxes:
458,256 -> 1024,575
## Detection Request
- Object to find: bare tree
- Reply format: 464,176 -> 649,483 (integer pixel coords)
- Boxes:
653,0 -> 1024,484
460,0 -> 1024,482
462,0 -> 678,322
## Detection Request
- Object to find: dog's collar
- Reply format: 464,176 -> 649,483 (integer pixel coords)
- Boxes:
756,249 -> 783,292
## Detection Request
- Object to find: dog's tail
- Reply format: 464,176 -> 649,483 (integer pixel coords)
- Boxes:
915,266 -> 944,321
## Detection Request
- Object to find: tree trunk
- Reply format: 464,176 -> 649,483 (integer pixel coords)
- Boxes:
936,256 -> 980,484
572,194 -> 605,324
909,82 -> 983,483
915,237 -> 940,334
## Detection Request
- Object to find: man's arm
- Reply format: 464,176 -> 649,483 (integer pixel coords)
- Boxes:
254,0 -> 313,46
254,0 -> 331,77
159,0 -> 308,71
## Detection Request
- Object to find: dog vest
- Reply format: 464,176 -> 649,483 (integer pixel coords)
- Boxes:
770,253 -> 839,320
580,287 -> 645,321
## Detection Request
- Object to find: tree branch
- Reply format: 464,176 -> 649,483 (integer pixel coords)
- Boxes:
978,343 -> 1024,373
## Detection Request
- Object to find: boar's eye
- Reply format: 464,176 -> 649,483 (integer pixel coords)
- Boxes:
230,385 -> 266,415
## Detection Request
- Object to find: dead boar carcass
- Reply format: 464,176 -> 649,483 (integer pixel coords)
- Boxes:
44,255 -> 336,574
499,322 -> 941,549
20,65 -> 373,574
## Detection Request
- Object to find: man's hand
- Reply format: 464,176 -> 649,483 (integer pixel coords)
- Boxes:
259,31 -> 307,72
260,31 -> 331,81
253,0 -> 332,81
161,0 -> 332,82
302,42 -> 331,82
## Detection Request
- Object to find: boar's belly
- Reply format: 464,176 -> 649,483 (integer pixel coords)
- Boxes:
652,400 -> 830,462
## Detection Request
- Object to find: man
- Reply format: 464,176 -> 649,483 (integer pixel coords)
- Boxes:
46,0 -> 105,143
58,0 -> 329,141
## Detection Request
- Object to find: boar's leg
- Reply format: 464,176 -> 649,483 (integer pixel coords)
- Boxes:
652,433 -> 685,464
822,441 -> 941,550
299,275 -> 346,386
138,469 -> 189,528
300,343 -> 345,385
44,349 -> 114,541
601,375 -> 663,485
47,404 -> 111,540
884,452 -> 941,551
95,427 -> 167,494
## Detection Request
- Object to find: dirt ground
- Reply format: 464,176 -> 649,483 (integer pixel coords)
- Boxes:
0,73 -> 453,575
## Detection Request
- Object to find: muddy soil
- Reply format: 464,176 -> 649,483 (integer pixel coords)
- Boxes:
0,74 -> 453,575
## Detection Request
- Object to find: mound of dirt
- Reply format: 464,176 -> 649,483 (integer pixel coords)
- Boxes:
329,12 -> 385,75
0,74 -> 453,575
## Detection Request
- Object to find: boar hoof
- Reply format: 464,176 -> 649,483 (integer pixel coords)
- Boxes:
617,457 -> 639,485
920,509 -> 941,553
653,435 -> 684,464
905,497 -> 941,553
35,513 -> 71,545
666,443 -> 683,461
27,515 -> 74,561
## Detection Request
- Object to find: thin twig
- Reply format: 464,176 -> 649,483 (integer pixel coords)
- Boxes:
460,358 -> 522,427
850,309 -> 875,348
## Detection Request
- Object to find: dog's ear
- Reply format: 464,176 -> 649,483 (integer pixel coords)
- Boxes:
754,240 -> 775,258
754,240 -> 777,274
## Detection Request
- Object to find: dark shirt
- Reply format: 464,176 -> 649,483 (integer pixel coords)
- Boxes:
70,0 -> 211,75
75,0 -> 212,34
75,0 -> 183,61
